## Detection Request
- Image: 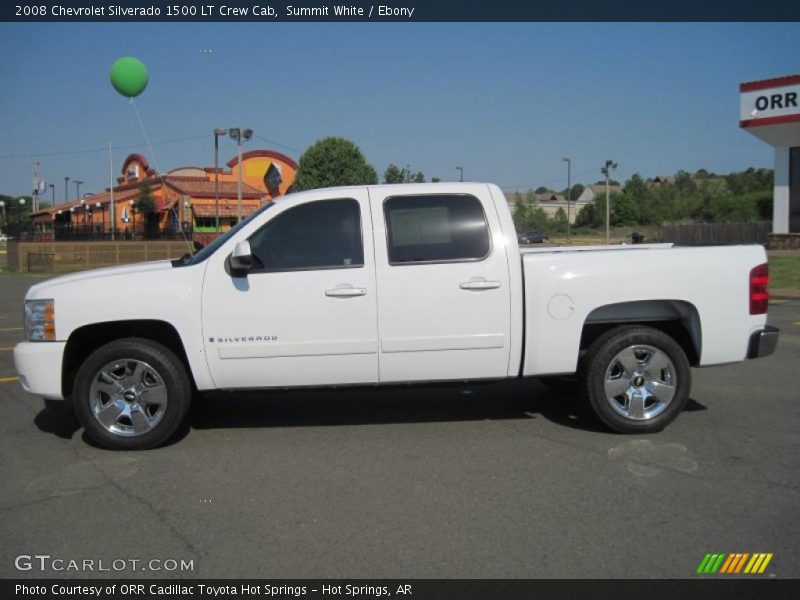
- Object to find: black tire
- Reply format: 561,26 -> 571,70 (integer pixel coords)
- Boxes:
73,338 -> 191,450
582,325 -> 691,433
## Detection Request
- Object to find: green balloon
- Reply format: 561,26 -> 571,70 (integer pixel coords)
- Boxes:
109,57 -> 149,98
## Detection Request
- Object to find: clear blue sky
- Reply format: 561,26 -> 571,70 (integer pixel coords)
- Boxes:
1,22 -> 798,200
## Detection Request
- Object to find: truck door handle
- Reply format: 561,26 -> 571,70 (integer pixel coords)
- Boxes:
325,287 -> 367,297
460,280 -> 501,290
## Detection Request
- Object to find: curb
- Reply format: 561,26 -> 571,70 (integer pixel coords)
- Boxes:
770,289 -> 800,300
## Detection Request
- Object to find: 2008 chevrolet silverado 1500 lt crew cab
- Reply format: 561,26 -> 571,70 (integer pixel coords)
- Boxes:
14,183 -> 779,449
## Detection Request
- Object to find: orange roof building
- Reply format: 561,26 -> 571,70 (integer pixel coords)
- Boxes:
32,149 -> 298,238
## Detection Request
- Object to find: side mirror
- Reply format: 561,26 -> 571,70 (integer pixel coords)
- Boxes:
228,240 -> 253,275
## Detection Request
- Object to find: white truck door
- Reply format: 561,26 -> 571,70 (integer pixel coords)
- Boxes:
370,185 -> 512,383
201,190 -> 379,389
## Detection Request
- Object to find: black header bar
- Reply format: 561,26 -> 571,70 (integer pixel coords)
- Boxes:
4,0 -> 800,22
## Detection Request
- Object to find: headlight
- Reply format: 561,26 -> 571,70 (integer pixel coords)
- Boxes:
24,299 -> 56,342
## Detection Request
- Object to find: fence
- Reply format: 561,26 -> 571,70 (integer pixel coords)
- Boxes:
6,240 -> 196,273
660,221 -> 771,245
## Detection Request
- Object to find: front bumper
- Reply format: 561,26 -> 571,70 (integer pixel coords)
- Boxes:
746,325 -> 780,359
13,342 -> 67,400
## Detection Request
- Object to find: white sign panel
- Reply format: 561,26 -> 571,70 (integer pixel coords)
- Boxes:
740,83 -> 800,122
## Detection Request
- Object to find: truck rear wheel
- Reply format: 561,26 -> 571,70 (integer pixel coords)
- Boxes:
583,325 -> 690,433
73,338 -> 191,450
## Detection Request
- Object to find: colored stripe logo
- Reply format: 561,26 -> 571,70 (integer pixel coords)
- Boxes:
697,553 -> 773,574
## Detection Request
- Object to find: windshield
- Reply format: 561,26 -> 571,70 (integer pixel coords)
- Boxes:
173,201 -> 276,267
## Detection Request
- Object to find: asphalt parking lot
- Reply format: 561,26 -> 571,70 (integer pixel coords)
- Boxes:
0,273 -> 798,579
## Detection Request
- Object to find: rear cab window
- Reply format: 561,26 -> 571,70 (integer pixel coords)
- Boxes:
383,194 -> 491,264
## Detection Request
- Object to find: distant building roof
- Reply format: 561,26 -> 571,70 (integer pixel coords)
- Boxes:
586,184 -> 624,195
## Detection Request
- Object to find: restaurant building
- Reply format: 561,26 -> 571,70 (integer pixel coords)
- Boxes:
32,149 -> 298,239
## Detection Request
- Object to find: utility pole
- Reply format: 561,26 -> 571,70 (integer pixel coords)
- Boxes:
563,157 -> 571,243
109,142 -> 115,241
601,159 -> 617,245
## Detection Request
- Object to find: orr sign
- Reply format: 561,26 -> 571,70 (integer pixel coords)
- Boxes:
740,75 -> 800,128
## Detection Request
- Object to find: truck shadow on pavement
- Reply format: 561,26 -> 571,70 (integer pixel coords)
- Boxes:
34,398 -> 81,440
188,379 -> 703,436
31,380 -> 708,446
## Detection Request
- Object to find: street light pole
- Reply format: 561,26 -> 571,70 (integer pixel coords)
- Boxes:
456,166 -> 463,182
18,197 -> 26,236
229,127 -> 253,223
214,128 -> 227,234
563,157 -> 571,243
601,159 -> 617,245
0,200 -> 5,234
64,176 -> 70,203
74,180 -> 83,201
48,184 -> 55,206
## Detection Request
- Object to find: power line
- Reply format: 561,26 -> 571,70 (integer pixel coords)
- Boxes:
253,135 -> 303,155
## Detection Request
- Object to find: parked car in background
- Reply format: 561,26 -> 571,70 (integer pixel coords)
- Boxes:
518,230 -> 548,244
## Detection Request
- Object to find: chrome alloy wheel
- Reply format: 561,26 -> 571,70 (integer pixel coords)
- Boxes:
603,344 -> 676,421
88,359 -> 169,437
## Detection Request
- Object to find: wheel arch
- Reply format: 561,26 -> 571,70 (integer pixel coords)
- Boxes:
62,320 -> 195,399
580,300 -> 701,366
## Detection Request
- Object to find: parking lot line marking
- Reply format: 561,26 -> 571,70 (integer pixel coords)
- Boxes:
0,376 -> 19,383
0,327 -> 23,332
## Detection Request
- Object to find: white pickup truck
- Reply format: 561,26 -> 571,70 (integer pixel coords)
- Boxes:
14,183 -> 779,449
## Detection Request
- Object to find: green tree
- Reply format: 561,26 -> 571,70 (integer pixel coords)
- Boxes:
384,163 -> 405,184
134,181 -> 156,216
134,181 -> 157,237
575,202 -> 598,228
610,193 -> 639,226
567,183 -> 584,201
624,173 -> 659,224
1,194 -> 33,234
295,137 -> 378,190
553,207 -> 568,233
674,170 -> 697,197
513,195 -> 531,231
534,186 -> 550,194
384,163 -> 425,184
529,206 -> 550,231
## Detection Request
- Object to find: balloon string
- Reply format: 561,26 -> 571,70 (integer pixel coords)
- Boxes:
130,98 -> 161,173
129,97 -> 193,254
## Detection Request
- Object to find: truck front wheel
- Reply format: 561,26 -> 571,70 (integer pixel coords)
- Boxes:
583,326 -> 690,433
72,338 -> 191,450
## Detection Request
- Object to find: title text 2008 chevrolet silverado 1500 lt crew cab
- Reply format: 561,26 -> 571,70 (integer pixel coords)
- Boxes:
14,183 -> 779,449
